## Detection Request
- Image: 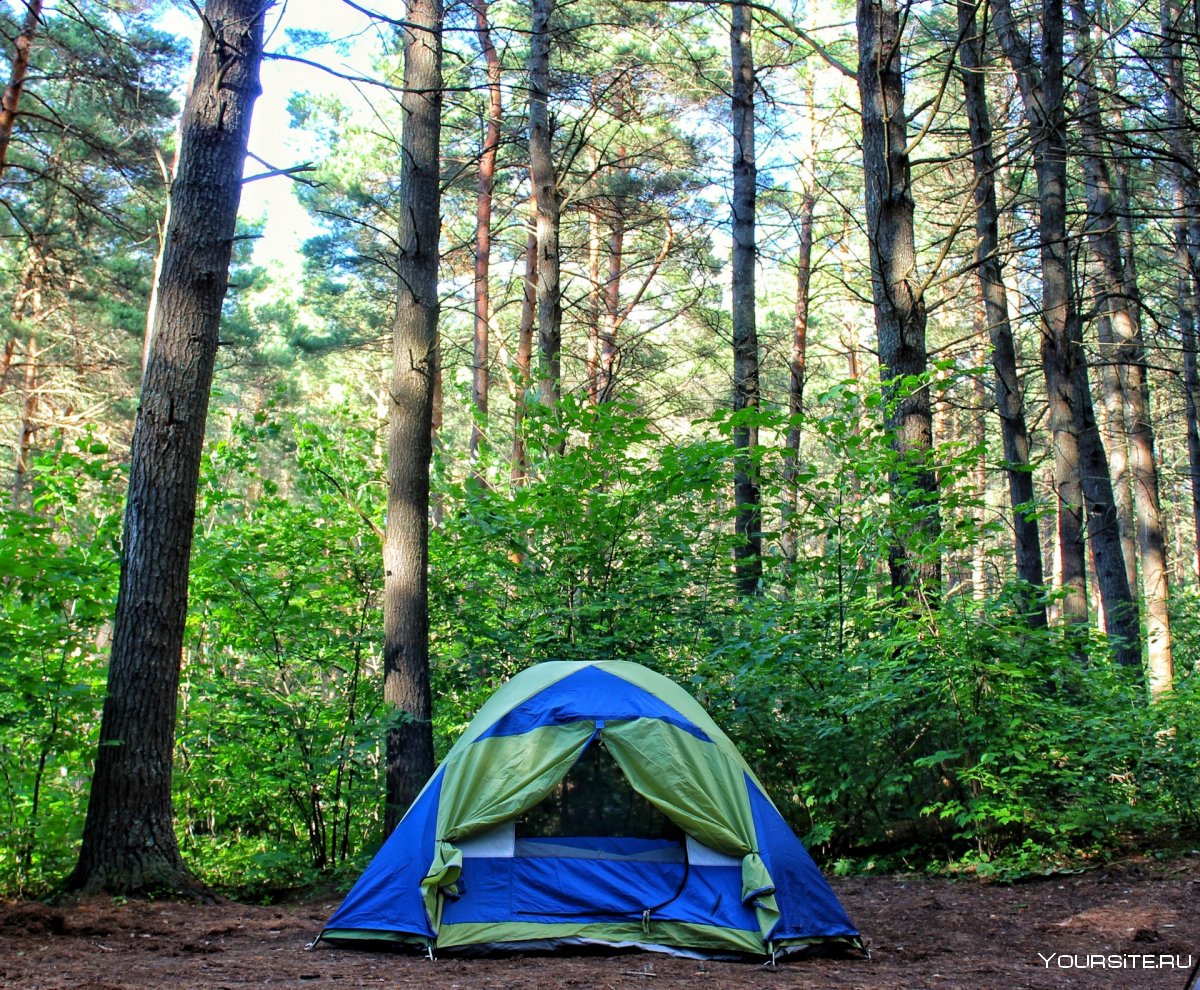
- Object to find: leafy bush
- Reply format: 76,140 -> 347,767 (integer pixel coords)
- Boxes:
0,437 -> 122,894
179,410 -> 390,879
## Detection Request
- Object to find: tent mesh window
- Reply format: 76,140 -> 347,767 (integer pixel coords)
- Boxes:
516,738 -> 682,840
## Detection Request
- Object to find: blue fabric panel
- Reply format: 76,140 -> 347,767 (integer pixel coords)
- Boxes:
477,665 -> 710,742
512,858 -> 683,918
673,864 -> 759,931
441,857 -> 513,924
443,856 -> 757,932
323,771 -> 443,938
746,775 -> 859,941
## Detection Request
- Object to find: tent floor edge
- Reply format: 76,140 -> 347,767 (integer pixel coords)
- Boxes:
316,926 -> 866,962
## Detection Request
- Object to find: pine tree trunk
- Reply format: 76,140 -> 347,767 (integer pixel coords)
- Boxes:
1162,0 -> 1200,582
0,0 -> 43,181
782,190 -> 814,570
1093,307 -> 1138,597
9,248 -> 45,501
0,335 -> 15,390
599,188 -> 625,404
586,203 -> 603,403
512,218 -> 536,484
67,0 -> 265,895
857,0 -> 940,603
598,91 -> 629,405
529,0 -> 561,410
956,0 -> 1046,620
992,0 -> 1139,666
383,0 -> 442,832
13,334 -> 38,501
1072,0 -> 1172,691
971,325 -> 989,601
1178,220 -> 1200,581
730,0 -> 761,597
468,0 -> 501,460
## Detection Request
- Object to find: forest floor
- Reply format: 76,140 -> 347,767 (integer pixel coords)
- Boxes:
1,853 -> 1198,990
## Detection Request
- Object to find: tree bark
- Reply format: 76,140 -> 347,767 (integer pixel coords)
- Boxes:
857,0 -> 940,603
529,0 -> 561,410
1071,0 -> 1171,692
383,0 -> 442,832
599,186 -> 625,403
469,0 -> 501,460
730,0 -> 761,597
67,0 -> 265,896
512,218 -> 536,484
992,0 -> 1139,667
13,333 -> 38,501
0,0 -> 43,181
9,246 -> 46,501
1162,0 -> 1200,582
971,324 -> 989,601
956,0 -> 1046,621
782,189 -> 814,570
586,200 -> 603,403
598,89 -> 630,405
1092,307 -> 1138,597
1178,219 -> 1200,582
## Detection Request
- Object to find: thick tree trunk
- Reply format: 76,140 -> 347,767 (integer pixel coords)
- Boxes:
1163,0 -> 1200,581
67,0 -> 265,896
992,0 -> 1085,628
1092,308 -> 1138,597
1179,221 -> 1200,581
857,0 -> 940,603
383,0 -> 442,833
992,0 -> 1139,667
529,0 -> 561,409
0,0 -> 43,181
469,0 -> 501,459
956,0 -> 1046,621
730,0 -> 761,597
1072,0 -> 1171,691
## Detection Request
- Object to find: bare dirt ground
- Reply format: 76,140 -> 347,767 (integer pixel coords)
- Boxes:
1,854 -> 1197,990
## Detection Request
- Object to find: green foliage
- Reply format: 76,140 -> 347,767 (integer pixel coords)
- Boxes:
427,397 -> 742,743
0,436 -> 123,894
179,410 -> 389,883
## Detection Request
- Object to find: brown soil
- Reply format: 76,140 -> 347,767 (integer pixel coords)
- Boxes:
1,854 -> 1197,989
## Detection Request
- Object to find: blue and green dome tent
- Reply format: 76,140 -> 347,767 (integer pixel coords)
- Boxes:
317,660 -> 861,959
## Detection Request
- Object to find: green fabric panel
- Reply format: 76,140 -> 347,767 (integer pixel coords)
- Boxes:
741,852 -> 781,942
421,841 -> 463,930
321,925 -> 859,957
601,719 -> 756,857
595,663 -> 760,782
602,719 -> 782,942
436,919 -> 766,956
436,720 -> 596,842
